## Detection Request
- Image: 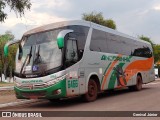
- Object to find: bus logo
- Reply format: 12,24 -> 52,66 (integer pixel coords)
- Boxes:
33,65 -> 38,71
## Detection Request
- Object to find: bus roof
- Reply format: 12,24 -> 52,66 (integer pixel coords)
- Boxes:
23,20 -> 151,46
24,20 -> 91,36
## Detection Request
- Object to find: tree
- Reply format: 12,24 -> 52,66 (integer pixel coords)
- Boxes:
154,45 -> 160,64
139,35 -> 160,63
0,31 -> 18,82
0,0 -> 31,22
82,12 -> 116,29
0,35 -> 8,81
139,35 -> 154,49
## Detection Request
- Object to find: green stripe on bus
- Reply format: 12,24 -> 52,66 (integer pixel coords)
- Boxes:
15,79 -> 67,99
108,63 -> 125,89
101,62 -> 111,85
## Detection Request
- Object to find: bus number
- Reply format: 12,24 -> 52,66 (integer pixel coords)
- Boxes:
68,80 -> 78,88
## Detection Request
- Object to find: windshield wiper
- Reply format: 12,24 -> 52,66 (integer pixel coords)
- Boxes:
34,45 -> 42,64
20,46 -> 32,76
27,46 -> 33,65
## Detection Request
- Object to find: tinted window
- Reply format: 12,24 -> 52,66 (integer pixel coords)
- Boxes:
131,43 -> 152,58
90,28 -> 152,58
120,37 -> 133,55
67,26 -> 89,50
107,33 -> 123,54
90,29 -> 108,52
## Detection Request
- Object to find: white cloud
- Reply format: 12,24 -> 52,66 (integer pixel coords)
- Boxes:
24,11 -> 67,26
0,0 -> 68,39
153,5 -> 160,10
0,0 -> 160,44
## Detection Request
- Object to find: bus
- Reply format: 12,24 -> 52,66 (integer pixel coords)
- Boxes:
4,20 -> 155,102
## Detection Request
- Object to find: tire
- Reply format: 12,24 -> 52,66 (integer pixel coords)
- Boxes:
84,79 -> 98,102
135,75 -> 142,91
129,75 -> 142,91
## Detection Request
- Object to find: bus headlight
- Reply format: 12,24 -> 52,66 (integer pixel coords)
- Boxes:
46,75 -> 66,86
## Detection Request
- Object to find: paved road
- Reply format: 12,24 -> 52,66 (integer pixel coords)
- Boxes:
1,79 -> 160,120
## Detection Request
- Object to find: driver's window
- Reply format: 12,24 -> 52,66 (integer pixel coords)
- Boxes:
65,38 -> 79,67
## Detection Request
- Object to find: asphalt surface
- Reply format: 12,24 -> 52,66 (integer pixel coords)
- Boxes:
1,79 -> 160,120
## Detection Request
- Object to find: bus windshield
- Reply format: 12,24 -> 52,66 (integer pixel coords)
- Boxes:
15,29 -> 62,77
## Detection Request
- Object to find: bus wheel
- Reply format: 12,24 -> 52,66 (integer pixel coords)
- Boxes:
84,79 -> 98,102
135,75 -> 142,91
129,75 -> 142,91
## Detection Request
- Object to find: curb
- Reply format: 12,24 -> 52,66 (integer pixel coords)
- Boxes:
0,86 -> 14,90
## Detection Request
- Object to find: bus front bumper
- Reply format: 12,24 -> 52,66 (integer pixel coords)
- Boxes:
14,79 -> 66,99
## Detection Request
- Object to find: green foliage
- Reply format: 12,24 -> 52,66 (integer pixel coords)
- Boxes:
0,31 -> 18,79
82,12 -> 116,29
0,1 -> 7,22
153,45 -> 160,63
0,0 -> 31,22
139,35 -> 154,48
139,35 -> 160,63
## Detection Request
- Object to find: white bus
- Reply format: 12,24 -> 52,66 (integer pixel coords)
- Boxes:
4,20 -> 155,102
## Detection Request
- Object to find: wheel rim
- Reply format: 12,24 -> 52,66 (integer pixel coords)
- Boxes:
88,82 -> 96,97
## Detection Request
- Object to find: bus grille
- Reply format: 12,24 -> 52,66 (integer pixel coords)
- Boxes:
19,83 -> 48,90
21,91 -> 46,98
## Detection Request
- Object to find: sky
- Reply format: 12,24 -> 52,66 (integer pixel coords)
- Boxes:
0,0 -> 160,44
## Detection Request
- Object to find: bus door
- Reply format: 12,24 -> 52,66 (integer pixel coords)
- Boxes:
65,34 -> 80,96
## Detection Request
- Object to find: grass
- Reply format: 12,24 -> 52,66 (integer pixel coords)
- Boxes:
0,82 -> 14,87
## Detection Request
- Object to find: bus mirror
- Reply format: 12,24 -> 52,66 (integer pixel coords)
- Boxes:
4,39 -> 21,57
4,44 -> 9,57
57,29 -> 73,49
57,37 -> 64,49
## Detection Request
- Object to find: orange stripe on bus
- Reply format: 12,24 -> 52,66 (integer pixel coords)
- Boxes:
124,57 -> 154,82
101,54 -> 122,90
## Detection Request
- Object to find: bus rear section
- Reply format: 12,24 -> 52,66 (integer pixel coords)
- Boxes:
80,23 -> 155,101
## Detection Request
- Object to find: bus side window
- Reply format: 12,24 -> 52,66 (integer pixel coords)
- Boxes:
90,29 -> 108,52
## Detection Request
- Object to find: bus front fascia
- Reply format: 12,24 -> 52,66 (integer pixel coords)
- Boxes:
4,39 -> 21,57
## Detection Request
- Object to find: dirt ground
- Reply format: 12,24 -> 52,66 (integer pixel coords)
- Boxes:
0,90 -> 21,104
0,82 -> 14,87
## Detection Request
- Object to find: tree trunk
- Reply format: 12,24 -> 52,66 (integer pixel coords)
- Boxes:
0,69 -> 2,82
4,62 -> 7,80
9,66 -> 12,83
